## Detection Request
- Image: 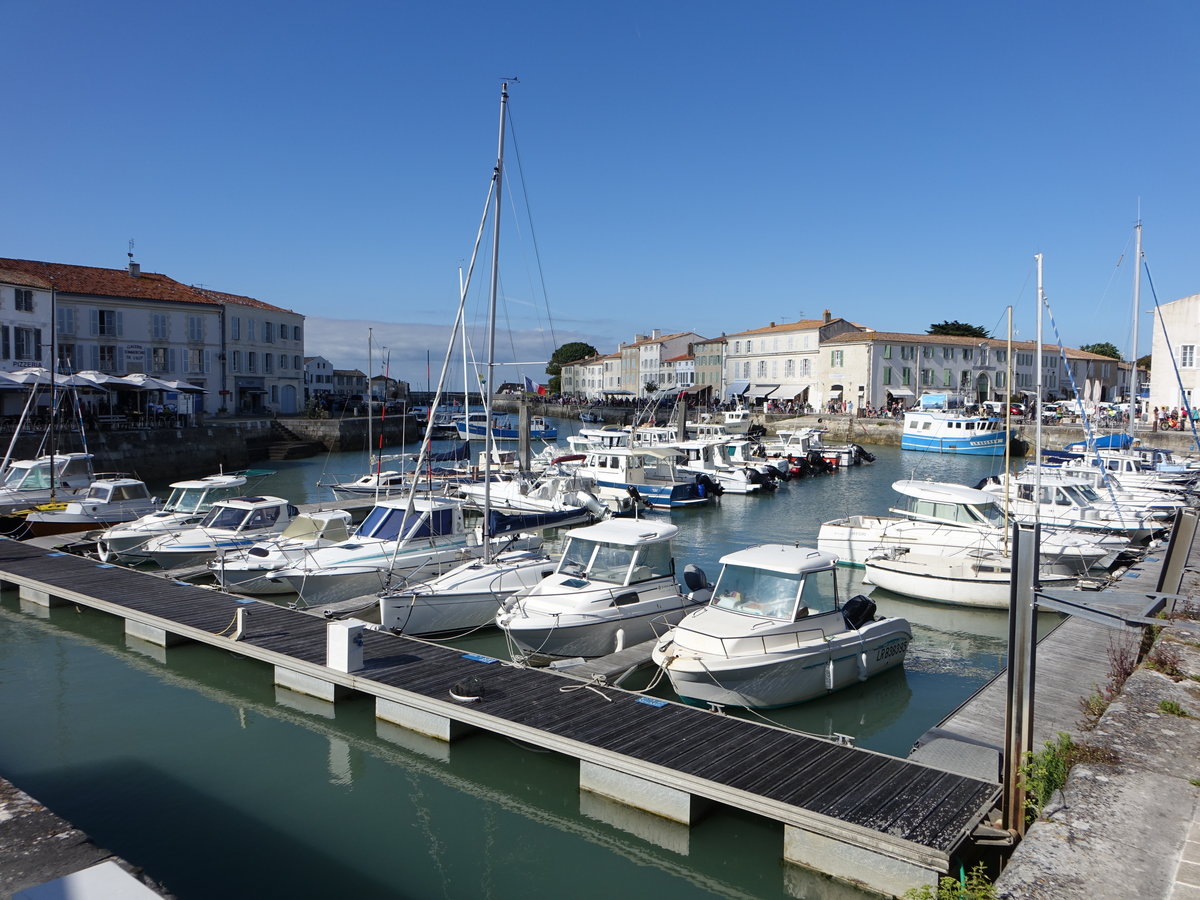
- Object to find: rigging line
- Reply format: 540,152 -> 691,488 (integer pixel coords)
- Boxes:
504,103 -> 559,352
498,160 -> 553,368
1142,261 -> 1200,454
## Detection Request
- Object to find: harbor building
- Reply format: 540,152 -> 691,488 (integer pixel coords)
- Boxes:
196,287 -> 305,415
1146,292 -> 1200,414
304,356 -> 335,404
617,330 -> 707,398
723,313 -> 864,406
0,266 -> 54,385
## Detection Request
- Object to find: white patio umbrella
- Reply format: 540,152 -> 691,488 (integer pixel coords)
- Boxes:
6,367 -> 55,385
122,373 -> 176,391
157,379 -> 207,393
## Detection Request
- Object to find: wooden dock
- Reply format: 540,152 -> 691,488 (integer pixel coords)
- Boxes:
0,536 -> 1000,897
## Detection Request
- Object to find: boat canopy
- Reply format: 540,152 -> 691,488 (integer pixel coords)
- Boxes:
716,544 -> 837,575
891,479 -> 998,507
561,518 -> 677,547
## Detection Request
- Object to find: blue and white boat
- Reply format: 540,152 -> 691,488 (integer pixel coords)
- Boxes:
569,446 -> 714,509
900,394 -> 1015,456
455,414 -> 558,441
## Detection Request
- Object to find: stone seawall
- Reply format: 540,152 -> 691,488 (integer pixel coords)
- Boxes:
280,414 -> 422,452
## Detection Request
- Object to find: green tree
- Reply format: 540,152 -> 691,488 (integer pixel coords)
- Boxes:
546,341 -> 598,394
1079,342 -> 1122,360
1137,353 -> 1151,371
927,320 -> 989,338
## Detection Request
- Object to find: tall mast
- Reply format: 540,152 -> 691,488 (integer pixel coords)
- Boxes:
367,328 -> 376,498
482,82 -> 509,564
1129,218 -> 1142,443
1034,253 -> 1045,530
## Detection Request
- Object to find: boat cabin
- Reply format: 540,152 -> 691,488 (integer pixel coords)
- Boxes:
709,545 -> 839,622
162,475 -> 249,514
1,453 -> 95,492
888,480 -> 1005,528
353,498 -> 465,543
555,519 -> 677,586
80,478 -> 154,505
198,497 -> 297,534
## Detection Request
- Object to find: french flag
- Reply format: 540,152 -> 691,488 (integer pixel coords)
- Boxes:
524,375 -> 547,396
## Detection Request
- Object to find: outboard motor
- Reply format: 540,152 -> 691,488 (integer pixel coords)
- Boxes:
746,423 -> 767,439
807,450 -> 833,474
683,564 -> 712,604
842,595 -> 877,630
852,443 -> 876,464
695,472 -> 724,497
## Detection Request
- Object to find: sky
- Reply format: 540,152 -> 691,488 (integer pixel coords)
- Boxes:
6,1 -> 1198,389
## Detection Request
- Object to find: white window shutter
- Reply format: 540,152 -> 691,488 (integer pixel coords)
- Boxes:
89,308 -> 99,336
90,345 -> 100,369
168,348 -> 176,373
116,311 -> 124,337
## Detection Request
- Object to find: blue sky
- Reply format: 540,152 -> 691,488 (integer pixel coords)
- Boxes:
6,1 -> 1197,387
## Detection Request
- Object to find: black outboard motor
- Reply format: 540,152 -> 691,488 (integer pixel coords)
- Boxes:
842,595 -> 877,630
807,450 -> 833,474
746,422 -> 767,439
683,564 -> 709,592
852,443 -> 876,464
694,472 -> 724,497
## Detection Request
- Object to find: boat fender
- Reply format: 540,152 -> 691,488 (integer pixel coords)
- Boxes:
614,628 -> 625,653
824,658 -> 835,691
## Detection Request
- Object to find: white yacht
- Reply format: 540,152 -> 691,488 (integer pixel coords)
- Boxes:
495,519 -> 703,659
0,453 -> 96,517
208,509 -> 354,595
97,473 -> 252,563
652,545 -> 912,709
23,476 -> 160,537
142,496 -> 299,569
818,480 -> 1117,575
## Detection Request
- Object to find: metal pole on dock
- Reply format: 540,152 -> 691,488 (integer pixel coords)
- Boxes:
1002,522 -> 1038,834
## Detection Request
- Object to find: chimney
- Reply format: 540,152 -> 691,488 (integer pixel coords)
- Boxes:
128,261 -> 141,277
634,334 -> 646,342
823,309 -> 831,323
651,329 -> 661,339
769,322 -> 776,328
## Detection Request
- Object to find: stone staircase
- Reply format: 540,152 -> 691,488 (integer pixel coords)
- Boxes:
266,420 -> 326,460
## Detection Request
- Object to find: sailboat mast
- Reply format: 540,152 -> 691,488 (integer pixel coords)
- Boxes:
1034,253 -> 1045,530
1128,219 -> 1142,443
368,328 -> 377,499
482,82 -> 509,564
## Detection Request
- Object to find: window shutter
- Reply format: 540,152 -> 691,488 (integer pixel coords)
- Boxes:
0,326 -> 8,360
116,312 -> 124,337
168,348 -> 176,373
90,345 -> 99,370
117,346 -> 125,371
34,328 -> 43,364
204,351 -> 211,374
89,309 -> 99,336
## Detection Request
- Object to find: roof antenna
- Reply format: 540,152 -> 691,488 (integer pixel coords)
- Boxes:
127,239 -> 140,277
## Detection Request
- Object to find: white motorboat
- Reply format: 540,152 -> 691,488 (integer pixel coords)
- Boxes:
97,472 -> 252,563
863,546 -> 1078,608
141,496 -> 299,569
570,446 -> 713,509
651,545 -> 912,709
23,476 -> 160,537
675,440 -> 769,494
495,519 -> 704,659
208,509 -> 354,595
273,497 -> 537,606
817,479 -> 1118,575
0,453 -> 97,520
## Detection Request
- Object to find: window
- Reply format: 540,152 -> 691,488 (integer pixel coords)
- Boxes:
231,317 -> 241,340
1181,345 -> 1195,368
97,309 -> 121,337
248,352 -> 257,373
293,326 -> 301,341
800,358 -> 811,376
99,345 -> 117,371
151,347 -> 170,373
922,346 -> 932,358
830,350 -> 844,367
784,359 -> 795,378
231,350 -> 241,372
13,327 -> 41,362
943,347 -> 954,360
280,323 -> 288,341
57,307 -> 76,335
921,368 -> 934,385
151,314 -> 169,339
248,320 -> 257,342
264,353 -> 273,374
293,355 -> 302,370
187,316 -> 204,342
188,349 -> 207,374
883,345 -> 893,359
962,348 -> 973,361
263,322 -> 274,343
14,289 -> 34,312
756,360 -> 766,377
57,343 -> 75,368
279,353 -> 288,370
944,369 -> 953,386
742,361 -> 750,378
902,367 -> 911,385
883,367 -> 892,385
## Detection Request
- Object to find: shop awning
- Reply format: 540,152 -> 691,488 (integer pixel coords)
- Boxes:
748,383 -> 780,399
725,379 -> 750,397
678,384 -> 710,395
887,387 -> 915,397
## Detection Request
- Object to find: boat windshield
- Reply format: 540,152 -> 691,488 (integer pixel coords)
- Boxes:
2,464 -> 48,490
556,538 -> 637,584
968,501 -> 1004,526
165,485 -> 244,514
1070,484 -> 1102,503
710,564 -> 806,620
200,505 -> 254,530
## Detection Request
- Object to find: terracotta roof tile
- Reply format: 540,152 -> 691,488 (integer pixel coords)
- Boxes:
0,258 -> 217,305
725,318 -> 847,338
0,267 -> 53,290
194,287 -> 299,315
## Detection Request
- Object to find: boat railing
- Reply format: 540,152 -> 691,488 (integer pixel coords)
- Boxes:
697,621 -> 839,659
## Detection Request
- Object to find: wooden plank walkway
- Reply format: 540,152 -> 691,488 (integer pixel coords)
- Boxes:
0,537 -> 1001,886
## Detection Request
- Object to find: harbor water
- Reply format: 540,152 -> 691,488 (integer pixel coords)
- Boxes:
0,418 -> 1050,898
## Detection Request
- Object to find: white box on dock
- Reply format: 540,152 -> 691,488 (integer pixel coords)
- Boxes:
326,619 -> 365,672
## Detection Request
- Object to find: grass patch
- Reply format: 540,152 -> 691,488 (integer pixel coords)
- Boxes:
903,862 -> 997,900
1158,699 -> 1188,717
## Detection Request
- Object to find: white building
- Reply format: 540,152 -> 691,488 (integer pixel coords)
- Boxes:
618,330 -> 706,397
197,288 -> 305,415
304,356 -> 335,403
1147,292 -> 1200,413
0,266 -> 53,373
723,313 -> 864,406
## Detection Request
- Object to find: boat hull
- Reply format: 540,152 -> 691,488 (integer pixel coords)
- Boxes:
654,620 -> 911,709
864,554 -> 1076,608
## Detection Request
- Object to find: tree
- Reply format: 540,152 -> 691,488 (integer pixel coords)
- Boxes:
545,341 -> 598,394
1137,353 -> 1151,371
1079,342 -> 1122,360
927,321 -> 990,338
